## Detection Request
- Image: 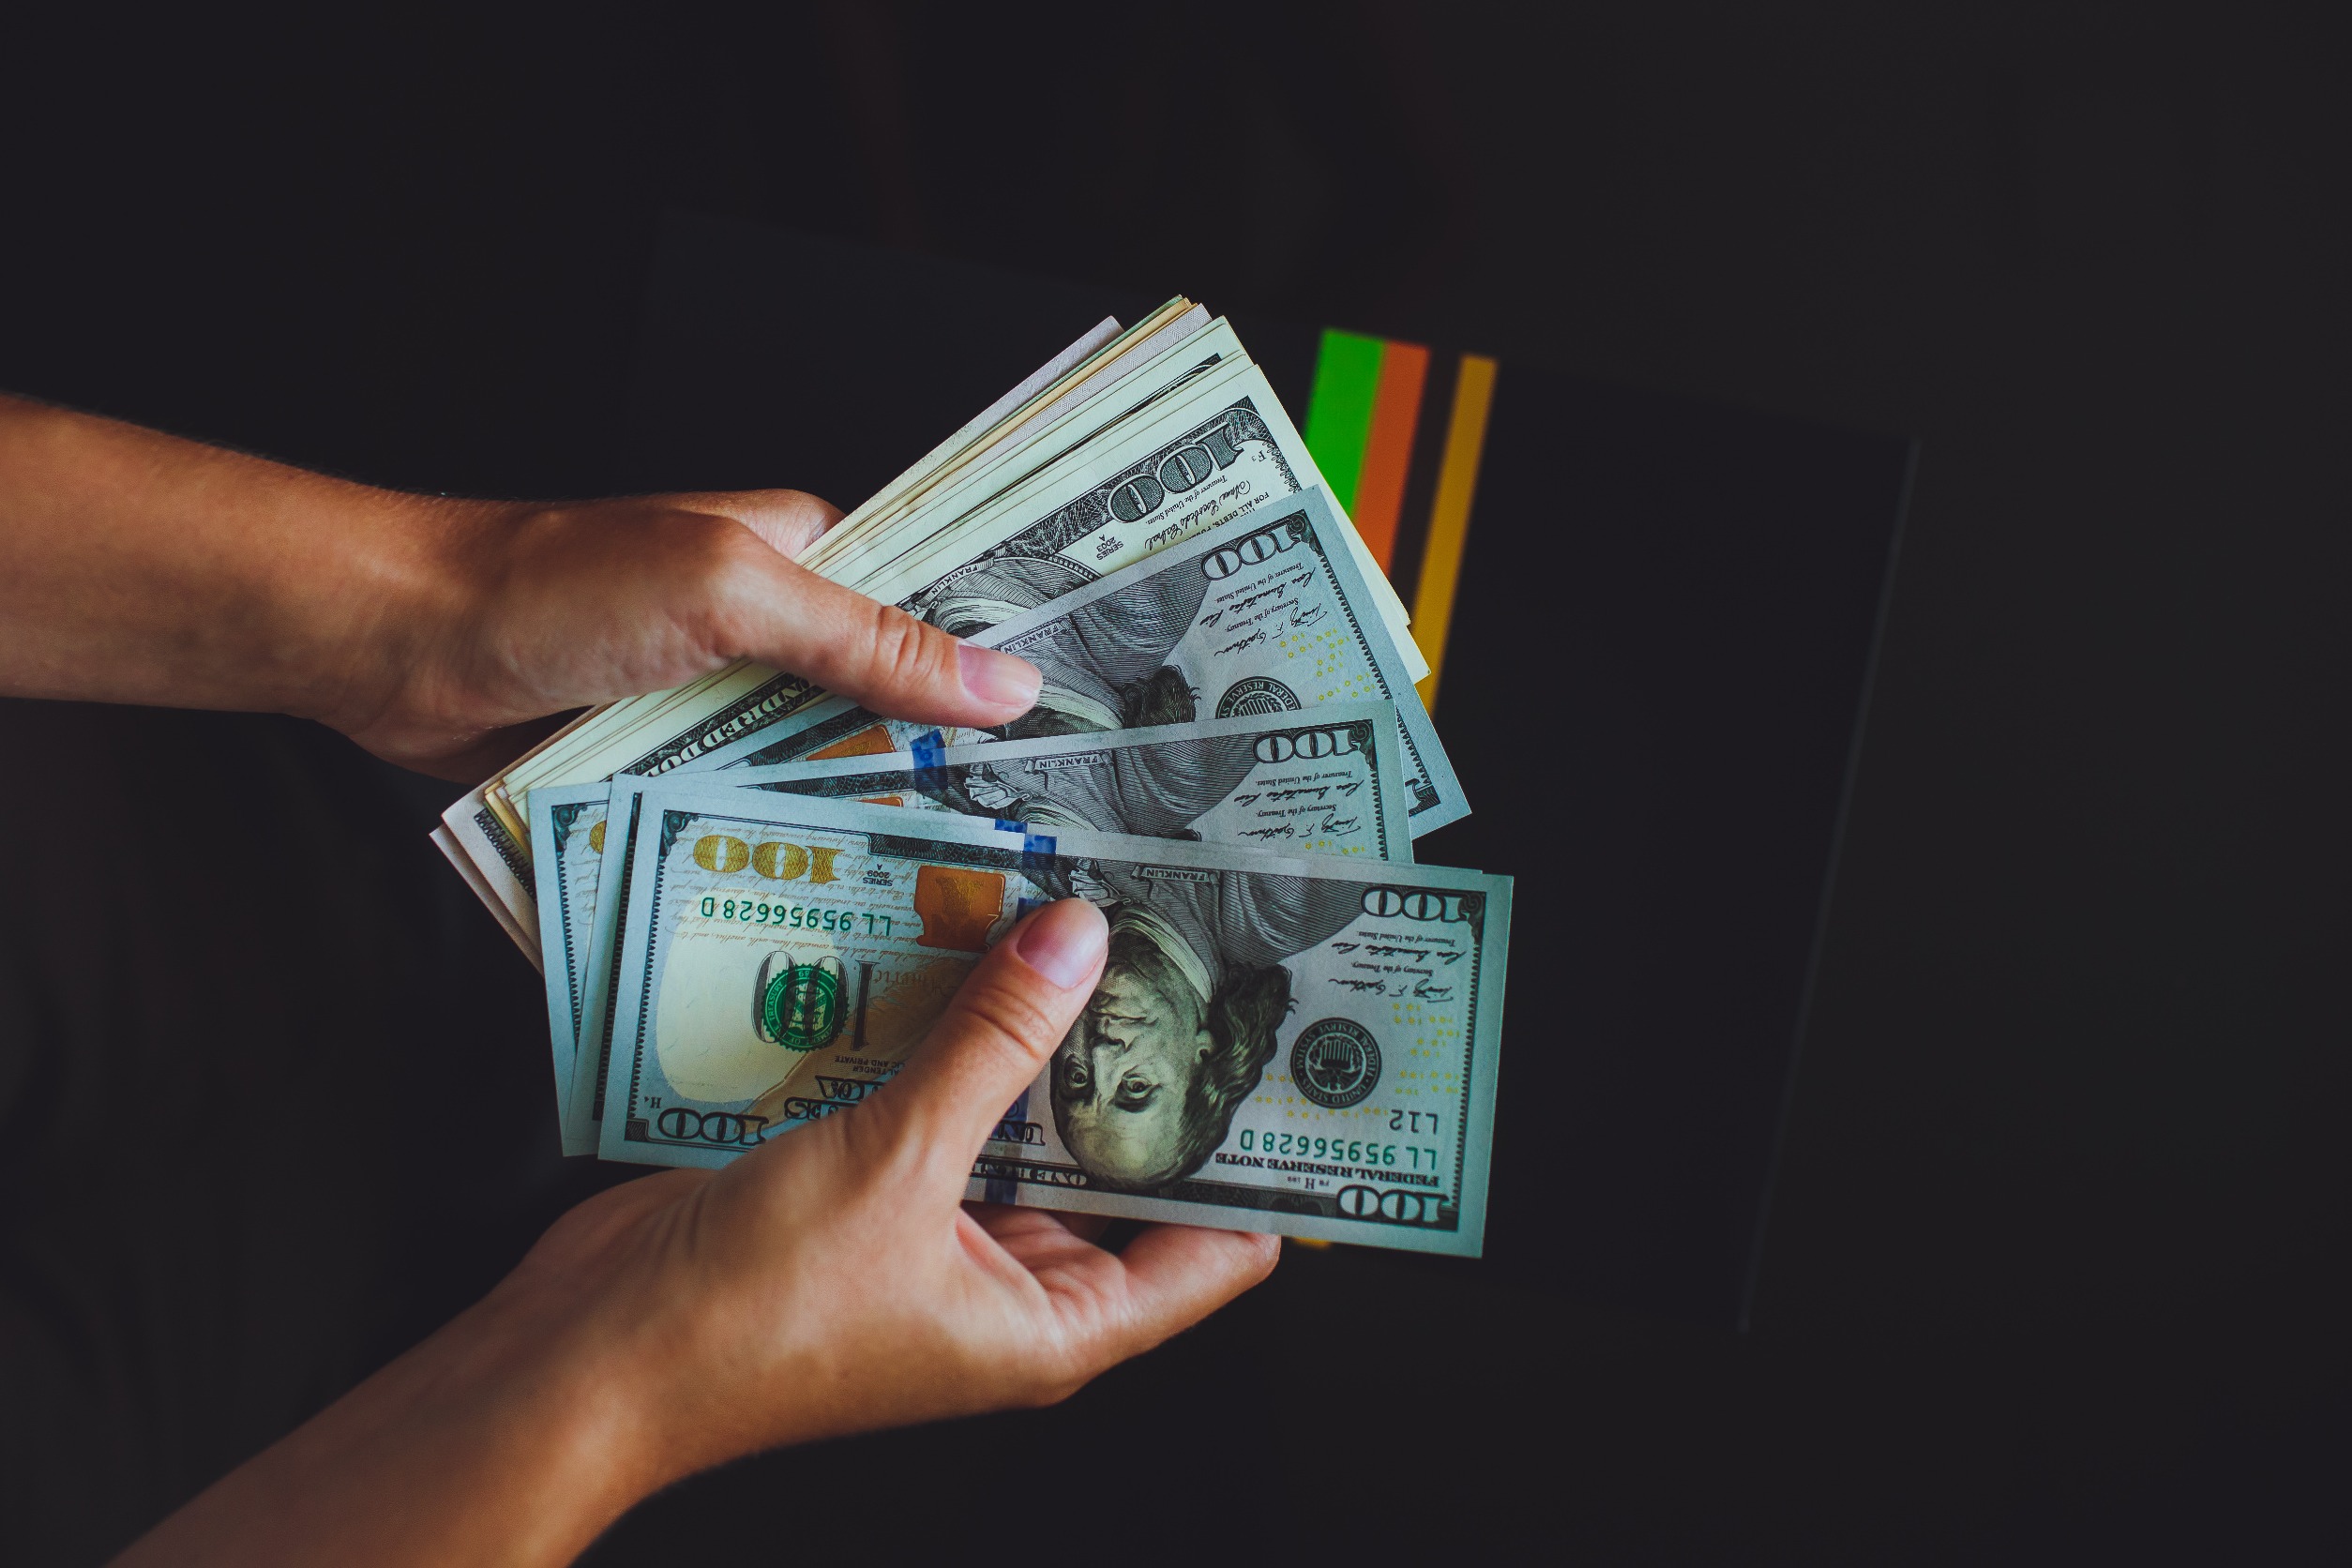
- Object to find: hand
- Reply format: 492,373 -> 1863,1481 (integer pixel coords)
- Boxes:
0,396 -> 1044,779
521,897 -> 1275,1459
115,899 -> 1279,1567
325,489 -> 1047,779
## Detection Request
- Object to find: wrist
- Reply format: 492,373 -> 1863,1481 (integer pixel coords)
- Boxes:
0,395 -> 506,735
459,1246 -> 729,1507
361,1274 -> 682,1556
291,489 -> 506,746
113,1263 -> 671,1568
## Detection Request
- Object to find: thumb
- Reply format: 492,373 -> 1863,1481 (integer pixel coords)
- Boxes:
656,488 -> 843,559
862,898 -> 1107,1187
711,521 -> 1042,730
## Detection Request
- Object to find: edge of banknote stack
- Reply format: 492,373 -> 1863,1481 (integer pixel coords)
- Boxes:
436,302 -> 1514,1256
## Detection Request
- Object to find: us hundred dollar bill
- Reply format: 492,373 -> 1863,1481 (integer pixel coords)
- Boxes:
547,702 -> 1416,1157
731,702 -> 1415,861
596,784 -> 1512,1255
510,361 -> 1415,805
530,780 -> 618,1154
684,489 -> 1470,834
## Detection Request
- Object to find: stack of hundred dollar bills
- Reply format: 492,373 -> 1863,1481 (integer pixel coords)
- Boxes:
433,301 -> 1513,1256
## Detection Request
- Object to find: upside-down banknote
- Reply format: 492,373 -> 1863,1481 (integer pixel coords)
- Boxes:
683,489 -> 1469,835
592,784 -> 1511,1254
538,701 -> 1423,1159
731,701 -> 1416,859
445,356 -> 1419,947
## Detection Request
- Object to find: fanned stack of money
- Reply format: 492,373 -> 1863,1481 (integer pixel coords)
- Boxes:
432,304 -> 1514,1255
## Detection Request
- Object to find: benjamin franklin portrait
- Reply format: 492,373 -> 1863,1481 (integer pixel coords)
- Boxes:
1048,866 -> 1362,1191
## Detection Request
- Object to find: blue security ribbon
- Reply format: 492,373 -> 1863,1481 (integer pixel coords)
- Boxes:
910,730 -> 947,792
1018,829 -> 1056,881
983,1087 -> 1032,1205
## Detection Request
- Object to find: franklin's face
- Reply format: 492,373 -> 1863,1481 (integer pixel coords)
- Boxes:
1051,961 -> 1210,1187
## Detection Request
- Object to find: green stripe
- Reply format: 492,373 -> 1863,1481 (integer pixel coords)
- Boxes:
1302,328 -> 1385,511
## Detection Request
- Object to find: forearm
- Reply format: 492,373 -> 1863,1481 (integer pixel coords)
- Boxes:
113,1287 -> 663,1568
0,392 -> 469,725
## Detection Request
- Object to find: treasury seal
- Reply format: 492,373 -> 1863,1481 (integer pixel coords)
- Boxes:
1289,1018 -> 1382,1108
1215,675 -> 1300,717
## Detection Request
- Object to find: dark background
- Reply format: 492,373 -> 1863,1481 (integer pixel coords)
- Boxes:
2,4 -> 2345,1561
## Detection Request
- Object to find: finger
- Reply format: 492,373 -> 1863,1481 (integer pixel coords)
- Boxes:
860,898 -> 1105,1186
1083,1224 -> 1280,1361
967,1202 -> 1115,1249
659,489 -> 843,559
713,547 -> 1041,729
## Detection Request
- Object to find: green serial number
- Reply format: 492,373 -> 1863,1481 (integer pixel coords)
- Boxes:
698,896 -> 890,936
1240,1130 -> 1441,1169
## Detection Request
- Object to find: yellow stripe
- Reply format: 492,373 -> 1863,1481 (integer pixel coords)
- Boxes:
1410,354 -> 1499,709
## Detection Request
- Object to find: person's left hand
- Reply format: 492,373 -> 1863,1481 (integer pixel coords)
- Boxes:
0,394 -> 1047,780
325,489 -> 1046,779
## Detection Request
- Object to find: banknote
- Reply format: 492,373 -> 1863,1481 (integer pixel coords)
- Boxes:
430,822 -> 535,960
529,781 -> 615,1153
561,775 -> 654,1153
494,315 -> 1247,816
432,311 -> 1161,925
730,702 -> 1415,863
495,349 -> 1420,831
502,306 -> 1209,816
682,489 -> 1470,834
554,701 -> 1416,1155
595,784 -> 1511,1254
440,313 -> 1431,951
809,313 -> 1238,591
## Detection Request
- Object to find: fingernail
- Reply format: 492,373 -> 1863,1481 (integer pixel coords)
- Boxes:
957,641 -> 1042,711
1014,898 -> 1107,990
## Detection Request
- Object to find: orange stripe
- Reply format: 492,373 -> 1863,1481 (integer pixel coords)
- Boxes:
1412,354 -> 1499,710
1350,341 -> 1429,573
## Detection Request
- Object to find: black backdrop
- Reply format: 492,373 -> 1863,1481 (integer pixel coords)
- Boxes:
2,6 -> 2346,1562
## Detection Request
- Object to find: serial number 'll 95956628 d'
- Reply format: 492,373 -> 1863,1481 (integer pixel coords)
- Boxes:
1237,1130 -> 1445,1170
696,896 -> 892,937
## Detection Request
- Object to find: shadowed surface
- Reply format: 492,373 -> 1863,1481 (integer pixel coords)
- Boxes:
1,6 -> 2344,1562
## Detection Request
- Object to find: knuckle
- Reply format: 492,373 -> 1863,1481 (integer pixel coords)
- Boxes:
655,505 -> 737,553
735,490 -> 837,558
688,530 -> 776,648
773,488 -> 842,532
651,510 -> 764,598
697,515 -> 771,577
1018,1349 -> 1096,1409
1028,1373 -> 1090,1410
836,1091 -> 904,1170
862,601 -> 954,692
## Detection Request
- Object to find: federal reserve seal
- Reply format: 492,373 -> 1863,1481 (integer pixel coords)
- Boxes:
1289,1018 -> 1382,1108
1215,675 -> 1301,717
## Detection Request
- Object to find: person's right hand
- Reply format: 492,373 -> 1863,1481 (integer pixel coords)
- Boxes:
512,895 -> 1278,1464
115,898 -> 1280,1568
325,489 -> 1047,779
